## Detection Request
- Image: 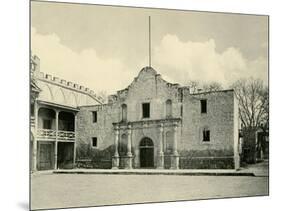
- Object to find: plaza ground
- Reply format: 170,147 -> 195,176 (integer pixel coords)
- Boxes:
31,171 -> 268,210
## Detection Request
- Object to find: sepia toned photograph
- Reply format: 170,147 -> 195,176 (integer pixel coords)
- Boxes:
30,1 -> 269,210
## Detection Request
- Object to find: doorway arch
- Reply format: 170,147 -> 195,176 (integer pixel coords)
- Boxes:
139,137 -> 154,168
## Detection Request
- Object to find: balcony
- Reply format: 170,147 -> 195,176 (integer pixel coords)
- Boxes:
37,129 -> 75,141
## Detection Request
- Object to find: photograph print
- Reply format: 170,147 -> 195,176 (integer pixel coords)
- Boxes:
30,1 -> 269,210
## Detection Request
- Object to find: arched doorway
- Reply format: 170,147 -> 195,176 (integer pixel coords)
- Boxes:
139,137 -> 154,168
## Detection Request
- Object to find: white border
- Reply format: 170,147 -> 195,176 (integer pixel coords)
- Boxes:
1,0 -> 279,211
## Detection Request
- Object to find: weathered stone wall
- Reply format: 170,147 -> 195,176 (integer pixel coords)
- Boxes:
233,93 -> 240,168
76,104 -> 119,149
177,90 -> 238,169
179,90 -> 235,151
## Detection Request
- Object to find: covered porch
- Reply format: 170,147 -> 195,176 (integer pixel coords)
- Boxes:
32,101 -> 78,171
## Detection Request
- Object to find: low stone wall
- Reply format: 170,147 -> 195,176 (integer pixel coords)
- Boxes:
75,144 -> 114,169
75,156 -> 234,169
177,149 -> 235,169
179,149 -> 234,157
76,159 -> 112,169
75,145 -> 236,169
179,157 -> 234,169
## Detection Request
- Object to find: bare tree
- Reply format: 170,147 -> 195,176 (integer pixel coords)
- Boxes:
230,78 -> 268,129
188,80 -> 200,94
202,81 -> 223,92
187,80 -> 223,93
259,86 -> 269,131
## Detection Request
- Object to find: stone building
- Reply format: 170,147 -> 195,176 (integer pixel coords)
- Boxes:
76,66 -> 240,170
30,54 -> 103,171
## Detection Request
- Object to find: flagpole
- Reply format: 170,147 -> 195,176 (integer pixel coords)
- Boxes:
149,16 -> 151,67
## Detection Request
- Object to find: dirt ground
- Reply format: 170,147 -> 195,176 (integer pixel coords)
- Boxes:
31,172 -> 268,210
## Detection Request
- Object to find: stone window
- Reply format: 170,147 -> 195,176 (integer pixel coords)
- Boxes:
43,119 -> 52,129
166,99 -> 172,118
203,129 -> 210,142
121,104 -> 127,122
142,103 -> 150,118
92,111 -> 97,123
200,99 -> 207,113
92,137 -> 97,147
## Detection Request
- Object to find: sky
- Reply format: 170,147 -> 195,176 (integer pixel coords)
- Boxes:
31,1 -> 268,95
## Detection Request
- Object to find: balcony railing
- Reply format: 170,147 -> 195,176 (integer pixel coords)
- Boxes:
37,129 -> 75,141
57,130 -> 75,140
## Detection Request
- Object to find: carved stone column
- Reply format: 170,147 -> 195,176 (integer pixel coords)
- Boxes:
127,125 -> 132,156
125,125 -> 133,169
112,126 -> 120,169
157,123 -> 164,169
171,123 -> 179,169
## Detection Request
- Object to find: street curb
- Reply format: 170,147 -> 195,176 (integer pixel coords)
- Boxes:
53,170 -> 255,176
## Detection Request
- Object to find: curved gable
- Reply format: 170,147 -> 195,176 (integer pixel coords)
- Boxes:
117,66 -> 181,103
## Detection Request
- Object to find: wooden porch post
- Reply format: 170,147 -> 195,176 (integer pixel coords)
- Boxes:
32,102 -> 39,172
54,110 -> 59,169
73,113 -> 77,168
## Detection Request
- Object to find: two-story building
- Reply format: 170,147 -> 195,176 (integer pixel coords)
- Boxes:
30,54 -> 103,171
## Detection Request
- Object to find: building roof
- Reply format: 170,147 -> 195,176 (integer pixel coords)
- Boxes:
191,89 -> 235,95
35,73 -> 103,108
